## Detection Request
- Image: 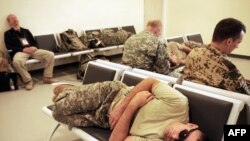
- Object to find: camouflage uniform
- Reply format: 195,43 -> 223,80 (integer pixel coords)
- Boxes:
79,30 -> 104,49
183,45 -> 250,95
122,30 -> 170,75
52,81 -> 128,128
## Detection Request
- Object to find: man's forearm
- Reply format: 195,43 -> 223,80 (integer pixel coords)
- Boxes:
114,78 -> 159,113
109,103 -> 138,141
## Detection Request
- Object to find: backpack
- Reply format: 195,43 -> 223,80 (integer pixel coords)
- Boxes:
59,29 -> 87,51
0,54 -> 18,92
101,29 -> 133,46
76,54 -> 108,80
80,31 -> 104,49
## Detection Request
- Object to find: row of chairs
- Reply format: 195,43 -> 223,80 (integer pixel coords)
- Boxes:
166,33 -> 203,44
42,60 -> 249,141
25,25 -> 136,65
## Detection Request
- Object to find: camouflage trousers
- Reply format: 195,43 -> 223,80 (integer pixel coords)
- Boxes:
52,81 -> 127,128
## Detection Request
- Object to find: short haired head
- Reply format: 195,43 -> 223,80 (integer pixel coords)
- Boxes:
212,18 -> 246,42
163,122 -> 210,141
7,14 -> 20,30
146,20 -> 162,37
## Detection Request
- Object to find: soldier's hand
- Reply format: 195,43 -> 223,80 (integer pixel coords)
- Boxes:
109,107 -> 123,129
129,91 -> 154,108
169,55 -> 180,66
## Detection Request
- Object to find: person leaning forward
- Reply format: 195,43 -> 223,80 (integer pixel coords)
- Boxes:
52,78 -> 208,141
183,18 -> 250,95
121,20 -> 171,75
4,14 -> 55,90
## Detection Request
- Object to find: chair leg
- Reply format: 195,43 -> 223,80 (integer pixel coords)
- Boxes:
49,123 -> 61,141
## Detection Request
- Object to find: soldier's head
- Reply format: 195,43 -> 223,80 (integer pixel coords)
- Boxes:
146,20 -> 162,37
212,18 -> 246,54
163,122 -> 209,141
7,14 -> 20,30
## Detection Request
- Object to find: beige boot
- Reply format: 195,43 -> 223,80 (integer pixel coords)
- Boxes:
43,77 -> 57,84
53,84 -> 76,102
25,80 -> 33,90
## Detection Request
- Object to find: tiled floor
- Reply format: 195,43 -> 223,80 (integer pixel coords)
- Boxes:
0,63 -> 84,141
0,55 -> 122,141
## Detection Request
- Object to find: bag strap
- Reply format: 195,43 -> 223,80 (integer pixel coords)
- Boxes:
48,123 -> 61,141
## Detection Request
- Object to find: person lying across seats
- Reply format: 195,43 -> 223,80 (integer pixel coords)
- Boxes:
166,41 -> 203,66
52,78 -> 208,141
183,18 -> 250,95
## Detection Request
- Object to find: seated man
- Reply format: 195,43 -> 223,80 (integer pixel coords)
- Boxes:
4,14 -> 55,90
121,20 -> 171,75
183,18 -> 250,95
52,78 -> 207,141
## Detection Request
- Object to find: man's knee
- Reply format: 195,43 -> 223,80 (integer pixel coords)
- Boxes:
12,58 -> 24,67
48,51 -> 54,57
38,49 -> 54,58
44,50 -> 54,59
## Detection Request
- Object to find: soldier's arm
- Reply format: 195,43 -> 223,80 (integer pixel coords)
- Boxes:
154,43 -> 171,75
180,44 -> 192,53
109,91 -> 154,141
220,59 -> 250,95
109,77 -> 160,129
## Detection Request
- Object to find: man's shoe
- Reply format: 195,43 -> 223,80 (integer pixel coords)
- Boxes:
43,77 -> 57,84
25,80 -> 33,90
53,84 -> 76,102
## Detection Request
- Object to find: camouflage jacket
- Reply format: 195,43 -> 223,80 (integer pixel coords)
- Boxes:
122,30 -> 170,75
52,81 -> 128,128
183,45 -> 250,94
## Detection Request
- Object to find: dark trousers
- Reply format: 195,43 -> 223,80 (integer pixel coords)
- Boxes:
0,72 -> 18,92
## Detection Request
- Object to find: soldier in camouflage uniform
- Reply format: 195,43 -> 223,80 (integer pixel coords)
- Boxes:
52,78 -> 206,141
183,18 -> 250,95
52,80 -> 129,128
122,20 -> 170,75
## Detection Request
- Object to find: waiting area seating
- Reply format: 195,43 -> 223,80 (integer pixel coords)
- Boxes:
185,33 -> 203,44
182,80 -> 250,124
166,35 -> 185,43
82,61 -> 128,84
174,84 -> 244,141
166,32 -> 204,44
132,68 -> 178,84
24,25 -> 136,66
42,60 -> 247,141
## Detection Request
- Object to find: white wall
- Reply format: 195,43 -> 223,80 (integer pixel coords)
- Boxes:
165,0 -> 250,56
0,0 -> 144,52
144,0 -> 163,28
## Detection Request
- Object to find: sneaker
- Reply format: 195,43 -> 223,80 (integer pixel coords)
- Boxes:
25,80 -> 33,90
43,77 -> 57,84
